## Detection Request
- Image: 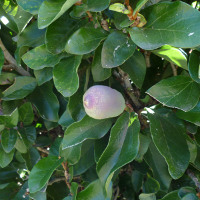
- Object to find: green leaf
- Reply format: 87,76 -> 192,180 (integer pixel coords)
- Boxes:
62,115 -> 113,149
102,31 -> 136,68
133,0 -> 149,16
109,3 -> 131,14
16,0 -> 44,15
152,45 -> 188,70
19,102 -> 34,126
34,68 -> 53,86
91,45 -> 111,82
58,109 -> 74,127
28,82 -> 60,122
28,156 -> 63,193
22,45 -> 62,70
147,108 -> 190,179
77,179 -> 106,200
97,112 -> 130,184
161,190 -> 179,200
0,48 -> 4,75
0,72 -> 17,85
65,27 -> 107,55
86,0 -> 110,12
131,170 -> 144,193
0,144 -> 15,168
46,12 -> 87,54
143,176 -> 160,193
2,77 -> 37,101
147,76 -> 200,112
188,50 -> 200,83
144,142 -> 172,192
129,1 -> 200,50
0,108 -> 18,128
38,0 -> 79,29
53,56 -> 82,97
1,129 -> 17,153
2,0 -> 18,16
176,102 -> 200,126
121,50 -> 146,88
139,193 -> 156,200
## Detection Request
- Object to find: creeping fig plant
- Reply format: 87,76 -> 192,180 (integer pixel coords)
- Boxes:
83,85 -> 126,119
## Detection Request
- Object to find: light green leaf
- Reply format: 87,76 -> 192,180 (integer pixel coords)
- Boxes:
109,3 -> 130,14
38,0 -> 79,29
0,72 -> 17,85
161,190 -> 179,200
129,1 -> 200,50
19,102 -> 34,126
139,193 -> 156,200
147,108 -> 190,179
0,144 -> 15,168
65,27 -> 107,55
28,156 -> 63,193
2,77 -> 37,101
53,56 -> 82,97
147,76 -> 200,112
152,45 -> 188,70
34,68 -> 53,86
102,31 -> 136,68
62,115 -> 112,149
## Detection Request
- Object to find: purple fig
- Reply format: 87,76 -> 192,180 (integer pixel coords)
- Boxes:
83,85 -> 126,119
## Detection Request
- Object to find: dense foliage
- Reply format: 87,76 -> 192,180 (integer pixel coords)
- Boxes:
0,0 -> 200,199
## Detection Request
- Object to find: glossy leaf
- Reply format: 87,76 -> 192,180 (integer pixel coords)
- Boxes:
188,50 -> 200,83
28,156 -> 63,193
129,1 -> 200,50
121,50 -> 146,88
34,68 -> 53,86
0,108 -> 18,128
28,83 -> 60,122
102,31 -> 136,68
62,115 -> 113,149
147,76 -> 200,112
1,129 -> 17,153
0,144 -> 15,168
147,108 -> 190,179
19,102 -> 34,126
91,45 -> 111,82
86,0 -> 110,12
152,45 -> 188,70
161,190 -> 179,200
22,45 -> 61,70
65,27 -> 107,55
16,0 -> 44,15
38,0 -> 79,29
2,77 -> 37,101
176,102 -> 200,126
53,56 -> 82,97
46,12 -> 87,54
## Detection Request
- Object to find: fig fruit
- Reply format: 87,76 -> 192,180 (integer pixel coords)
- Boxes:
83,85 -> 125,119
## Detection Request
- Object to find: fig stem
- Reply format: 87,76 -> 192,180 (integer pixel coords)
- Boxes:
84,66 -> 90,92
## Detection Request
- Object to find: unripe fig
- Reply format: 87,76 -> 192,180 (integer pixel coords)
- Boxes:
83,85 -> 125,119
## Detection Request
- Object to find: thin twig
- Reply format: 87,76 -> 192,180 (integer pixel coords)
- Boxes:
187,169 -> 200,192
144,51 -> 151,68
36,147 -> 49,155
48,177 -> 66,185
0,38 -> 31,76
84,66 -> 90,92
113,187 -> 120,200
170,63 -> 177,76
62,161 -> 71,190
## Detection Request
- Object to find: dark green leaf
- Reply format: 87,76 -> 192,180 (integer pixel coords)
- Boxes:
22,45 -> 61,70
19,102 -> 34,126
147,108 -> 190,179
86,0 -> 110,12
152,45 -> 188,70
34,68 -> 53,86
46,12 -> 87,54
1,129 -> 17,153
188,50 -> 200,83
131,170 -> 144,193
0,48 -> 4,74
102,31 -> 136,68
65,27 -> 107,55
28,82 -> 60,122
161,190 -> 179,200
62,115 -> 113,149
176,102 -> 200,126
0,144 -> 15,168
53,56 -> 82,97
0,108 -> 18,128
143,176 -> 160,193
28,156 -> 63,193
91,45 -> 111,82
144,142 -> 172,192
58,109 -> 74,127
2,77 -> 37,101
38,0 -> 79,29
147,76 -> 200,112
129,1 -> 200,50
16,0 -> 44,15
121,50 -> 146,88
